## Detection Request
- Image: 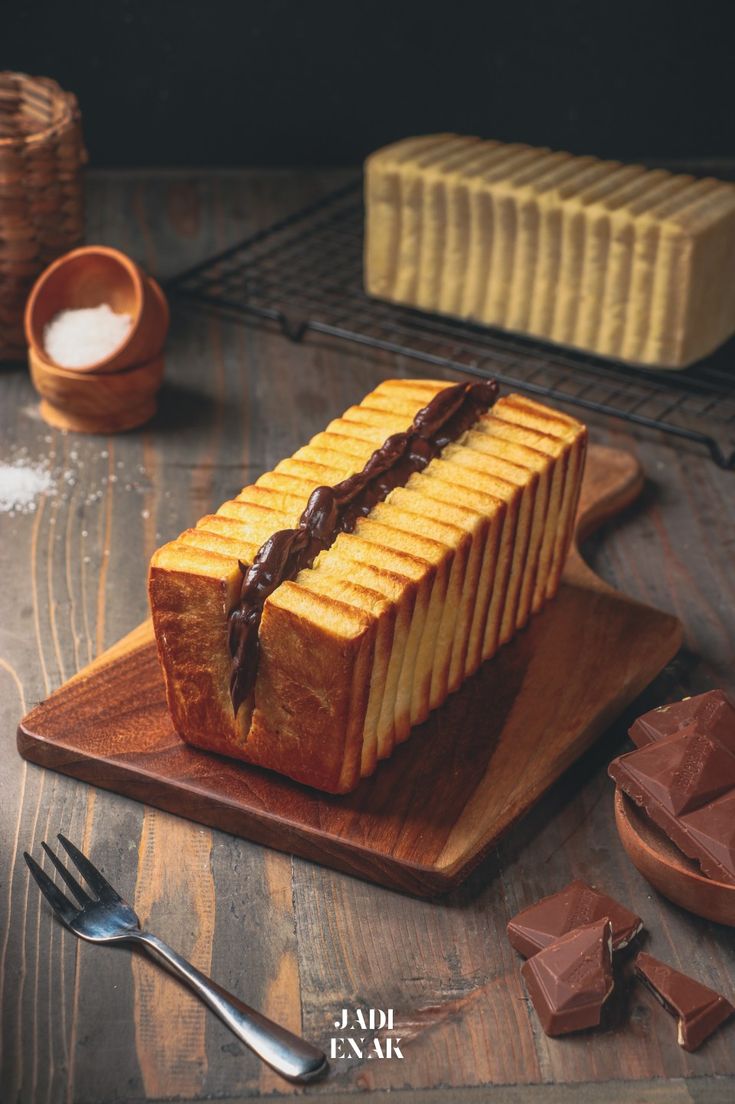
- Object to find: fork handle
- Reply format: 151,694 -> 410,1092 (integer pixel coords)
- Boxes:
132,931 -> 327,1083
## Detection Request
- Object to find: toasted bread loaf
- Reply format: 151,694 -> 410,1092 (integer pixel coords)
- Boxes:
364,136 -> 735,368
149,382 -> 586,792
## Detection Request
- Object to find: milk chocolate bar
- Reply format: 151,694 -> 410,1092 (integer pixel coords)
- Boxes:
634,952 -> 734,1051
609,729 -> 735,884
629,690 -> 735,752
520,919 -> 614,1036
507,879 -> 642,958
364,135 -> 735,368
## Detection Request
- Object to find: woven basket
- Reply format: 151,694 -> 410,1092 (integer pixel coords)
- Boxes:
0,72 -> 86,360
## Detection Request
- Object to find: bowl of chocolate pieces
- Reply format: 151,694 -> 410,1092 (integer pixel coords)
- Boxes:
610,690 -> 735,927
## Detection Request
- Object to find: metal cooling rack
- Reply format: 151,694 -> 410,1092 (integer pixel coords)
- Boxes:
169,180 -> 735,470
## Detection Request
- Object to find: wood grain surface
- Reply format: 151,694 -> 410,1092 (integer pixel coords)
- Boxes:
1,168 -> 734,1104
17,446 -> 683,896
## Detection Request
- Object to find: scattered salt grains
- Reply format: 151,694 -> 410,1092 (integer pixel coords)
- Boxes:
0,459 -> 53,514
2,445 -> 155,526
43,303 -> 133,369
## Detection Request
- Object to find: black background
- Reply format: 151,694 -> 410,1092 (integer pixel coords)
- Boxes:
6,0 -> 735,167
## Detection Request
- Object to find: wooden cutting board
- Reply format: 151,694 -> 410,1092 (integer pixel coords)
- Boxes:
18,445 -> 682,897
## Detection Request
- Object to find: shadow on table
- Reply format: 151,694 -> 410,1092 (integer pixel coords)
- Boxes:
148,381 -> 218,433
446,642 -> 699,908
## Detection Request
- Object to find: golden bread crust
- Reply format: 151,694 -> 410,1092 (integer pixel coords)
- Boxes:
149,383 -> 586,793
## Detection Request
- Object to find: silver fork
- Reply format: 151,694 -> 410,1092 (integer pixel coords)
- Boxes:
24,834 -> 328,1084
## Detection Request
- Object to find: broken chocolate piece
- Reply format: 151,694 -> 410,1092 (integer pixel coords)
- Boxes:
634,952 -> 734,1051
507,879 -> 643,958
629,690 -> 735,752
618,728 -> 735,817
679,791 -> 735,883
521,919 -> 614,1036
609,730 -> 735,885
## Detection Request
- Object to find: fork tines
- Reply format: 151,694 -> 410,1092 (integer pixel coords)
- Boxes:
24,852 -> 77,925
24,833 -> 120,925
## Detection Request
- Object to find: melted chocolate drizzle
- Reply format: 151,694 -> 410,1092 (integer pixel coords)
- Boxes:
228,379 -> 499,714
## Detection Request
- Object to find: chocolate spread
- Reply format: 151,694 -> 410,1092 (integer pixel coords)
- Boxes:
228,380 -> 498,714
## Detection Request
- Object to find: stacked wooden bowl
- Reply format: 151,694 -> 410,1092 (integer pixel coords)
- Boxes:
0,72 -> 86,360
25,246 -> 169,434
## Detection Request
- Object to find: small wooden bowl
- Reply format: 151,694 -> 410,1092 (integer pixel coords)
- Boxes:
614,788 -> 735,926
25,245 -> 169,373
29,346 -> 164,434
24,245 -> 169,433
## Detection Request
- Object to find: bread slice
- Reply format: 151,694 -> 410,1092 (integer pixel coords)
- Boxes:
149,381 -> 586,792
149,543 -> 251,745
248,581 -> 375,792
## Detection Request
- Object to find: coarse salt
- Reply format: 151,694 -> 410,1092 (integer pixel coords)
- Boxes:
0,461 -> 53,514
43,303 -> 133,369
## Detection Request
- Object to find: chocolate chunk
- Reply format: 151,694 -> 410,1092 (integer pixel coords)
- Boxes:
679,791 -> 735,882
507,879 -> 643,958
634,952 -> 734,1051
521,919 -> 614,1036
630,690 -> 735,752
609,730 -> 735,885
622,728 -> 735,816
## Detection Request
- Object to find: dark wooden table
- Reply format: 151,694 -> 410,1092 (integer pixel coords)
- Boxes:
1,169 -> 734,1104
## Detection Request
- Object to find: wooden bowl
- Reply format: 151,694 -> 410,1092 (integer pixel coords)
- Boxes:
614,788 -> 735,926
25,245 -> 169,374
29,346 -> 164,434
23,245 -> 169,433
